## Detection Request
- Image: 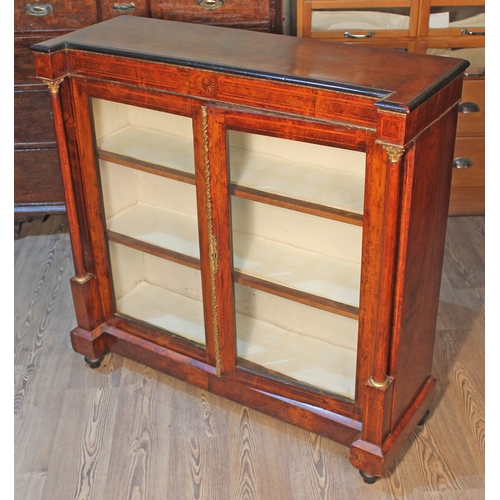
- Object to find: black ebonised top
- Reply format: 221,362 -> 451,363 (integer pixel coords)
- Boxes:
31,16 -> 469,112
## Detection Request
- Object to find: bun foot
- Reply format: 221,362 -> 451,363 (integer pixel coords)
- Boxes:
359,470 -> 379,484
84,355 -> 104,369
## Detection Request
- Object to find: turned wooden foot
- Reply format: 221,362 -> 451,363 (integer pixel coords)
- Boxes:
359,470 -> 379,484
84,355 -> 104,369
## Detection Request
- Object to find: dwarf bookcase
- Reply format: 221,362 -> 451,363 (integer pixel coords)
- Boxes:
31,16 -> 468,481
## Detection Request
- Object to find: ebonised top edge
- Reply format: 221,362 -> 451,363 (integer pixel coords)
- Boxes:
31,16 -> 470,112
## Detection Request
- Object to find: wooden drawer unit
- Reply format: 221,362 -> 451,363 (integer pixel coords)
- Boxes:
151,0 -> 280,31
14,149 -> 64,205
296,0 -> 485,216
449,136 -> 484,215
456,77 -> 484,136
418,0 -> 484,38
32,16 -> 468,482
14,88 -> 56,146
99,0 -> 150,20
14,0 -> 283,233
297,0 -> 420,43
15,0 -> 98,31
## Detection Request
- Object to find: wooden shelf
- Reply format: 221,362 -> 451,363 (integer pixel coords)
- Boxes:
98,124 -> 366,225
235,310 -> 357,400
106,202 -> 360,318
115,277 -> 357,400
98,149 -> 196,185
116,280 -> 206,346
229,139 -> 365,221
97,126 -> 195,177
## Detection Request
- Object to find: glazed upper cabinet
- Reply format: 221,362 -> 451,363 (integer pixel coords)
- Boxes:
297,0 -> 485,215
297,0 -> 420,49
418,0 -> 485,215
31,16 -> 468,481
418,0 -> 484,38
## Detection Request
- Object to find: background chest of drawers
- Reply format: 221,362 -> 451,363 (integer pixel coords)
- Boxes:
14,0 -> 284,234
296,0 -> 485,216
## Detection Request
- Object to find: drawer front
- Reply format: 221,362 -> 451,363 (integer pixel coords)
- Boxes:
451,136 -> 485,190
449,135 -> 484,215
456,79 -> 484,136
15,35 -> 61,84
151,0 -> 271,29
15,88 -> 57,147
15,0 -> 97,32
99,0 -> 150,20
14,149 -> 64,204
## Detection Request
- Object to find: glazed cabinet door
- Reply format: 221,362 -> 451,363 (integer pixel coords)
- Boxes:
67,83 -> 221,366
204,106 -> 372,408
91,97 -> 207,345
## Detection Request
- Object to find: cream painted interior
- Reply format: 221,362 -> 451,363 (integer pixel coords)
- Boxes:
109,242 -> 206,345
100,160 -> 362,308
95,99 -> 362,398
228,131 -> 366,213
100,160 -> 201,258
231,197 -> 362,306
92,98 -> 195,175
235,283 -> 357,399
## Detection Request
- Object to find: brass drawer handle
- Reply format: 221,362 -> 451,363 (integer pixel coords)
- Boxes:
458,102 -> 480,114
113,3 -> 136,13
464,70 -> 485,77
453,157 -> 474,169
24,3 -> 53,16
344,31 -> 375,39
197,0 -> 224,10
461,29 -> 485,36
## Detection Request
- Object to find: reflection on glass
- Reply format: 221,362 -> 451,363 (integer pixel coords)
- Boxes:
429,6 -> 484,29
311,8 -> 411,32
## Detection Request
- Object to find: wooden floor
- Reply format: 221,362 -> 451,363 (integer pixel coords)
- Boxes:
14,215 -> 485,500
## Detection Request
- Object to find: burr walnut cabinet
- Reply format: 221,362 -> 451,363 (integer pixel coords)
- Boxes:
31,16 -> 468,481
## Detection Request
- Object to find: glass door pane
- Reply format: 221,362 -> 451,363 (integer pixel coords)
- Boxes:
92,98 -> 205,346
228,131 -> 365,400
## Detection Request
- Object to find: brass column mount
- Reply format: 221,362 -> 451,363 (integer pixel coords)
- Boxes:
72,273 -> 92,284
41,77 -> 65,94
368,376 -> 392,389
382,144 -> 405,163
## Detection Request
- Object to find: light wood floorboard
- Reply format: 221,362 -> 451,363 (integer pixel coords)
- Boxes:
14,215 -> 486,499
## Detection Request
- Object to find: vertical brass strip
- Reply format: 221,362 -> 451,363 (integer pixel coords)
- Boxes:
202,107 -> 222,376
